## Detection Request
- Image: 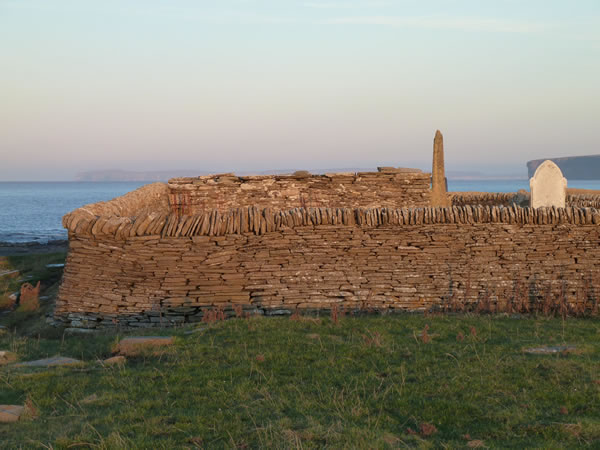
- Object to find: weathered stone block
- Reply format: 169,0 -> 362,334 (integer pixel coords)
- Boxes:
0,405 -> 24,423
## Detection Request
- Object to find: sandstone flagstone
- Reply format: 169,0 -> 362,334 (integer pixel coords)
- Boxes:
103,355 -> 126,365
0,405 -> 24,423
14,356 -> 83,368
0,270 -> 20,279
0,351 -> 17,365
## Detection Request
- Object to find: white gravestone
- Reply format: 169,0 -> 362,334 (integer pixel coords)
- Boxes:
529,160 -> 567,208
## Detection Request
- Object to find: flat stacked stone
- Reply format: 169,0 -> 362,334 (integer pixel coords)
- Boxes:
0,405 -> 24,423
55,162 -> 600,329
56,203 -> 600,328
168,168 -> 431,215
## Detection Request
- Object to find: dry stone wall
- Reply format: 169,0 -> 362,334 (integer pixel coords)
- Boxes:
568,194 -> 600,209
62,182 -> 171,237
56,203 -> 600,328
451,191 -> 600,209
451,192 -> 521,207
167,169 -> 431,214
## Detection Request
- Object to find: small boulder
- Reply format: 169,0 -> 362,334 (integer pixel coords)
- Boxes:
0,405 -> 24,423
103,355 -> 126,366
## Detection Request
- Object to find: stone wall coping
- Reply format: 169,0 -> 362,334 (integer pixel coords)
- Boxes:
63,204 -> 600,239
63,182 -> 170,226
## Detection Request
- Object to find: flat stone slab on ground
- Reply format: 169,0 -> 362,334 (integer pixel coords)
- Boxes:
103,355 -> 126,365
0,405 -> 24,423
116,336 -> 175,356
0,270 -> 20,279
14,356 -> 83,367
524,345 -> 577,355
0,351 -> 17,365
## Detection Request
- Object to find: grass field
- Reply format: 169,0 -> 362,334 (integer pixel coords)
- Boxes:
1,254 -> 600,448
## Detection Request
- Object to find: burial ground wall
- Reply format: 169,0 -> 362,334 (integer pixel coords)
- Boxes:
56,181 -> 600,328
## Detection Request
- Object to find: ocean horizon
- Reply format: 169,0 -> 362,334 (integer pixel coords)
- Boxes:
3,179 -> 600,244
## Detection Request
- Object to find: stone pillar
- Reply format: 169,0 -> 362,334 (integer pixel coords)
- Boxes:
431,130 -> 450,207
529,160 -> 567,208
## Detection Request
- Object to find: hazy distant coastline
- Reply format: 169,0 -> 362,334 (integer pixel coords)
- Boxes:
76,169 -> 526,182
75,170 -> 211,182
76,168 -> 380,181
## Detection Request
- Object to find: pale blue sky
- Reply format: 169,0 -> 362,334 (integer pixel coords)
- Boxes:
1,0 -> 599,180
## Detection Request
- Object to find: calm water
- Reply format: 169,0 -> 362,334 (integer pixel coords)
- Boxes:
0,182 -> 146,243
447,179 -> 600,193
3,179 -> 600,243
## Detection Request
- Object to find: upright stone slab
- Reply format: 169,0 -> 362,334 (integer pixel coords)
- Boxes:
431,130 -> 450,207
19,281 -> 40,311
529,160 -> 567,208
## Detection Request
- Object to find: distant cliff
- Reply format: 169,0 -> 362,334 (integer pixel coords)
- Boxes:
527,155 -> 600,180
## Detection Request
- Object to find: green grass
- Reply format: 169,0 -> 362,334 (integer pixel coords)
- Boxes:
0,252 -> 66,337
1,314 -> 599,448
1,253 -> 600,448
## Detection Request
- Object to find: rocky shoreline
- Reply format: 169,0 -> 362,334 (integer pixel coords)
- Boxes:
0,240 -> 68,256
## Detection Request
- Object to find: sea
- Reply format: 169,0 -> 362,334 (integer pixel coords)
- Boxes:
0,182 -> 146,243
3,179 -> 600,244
